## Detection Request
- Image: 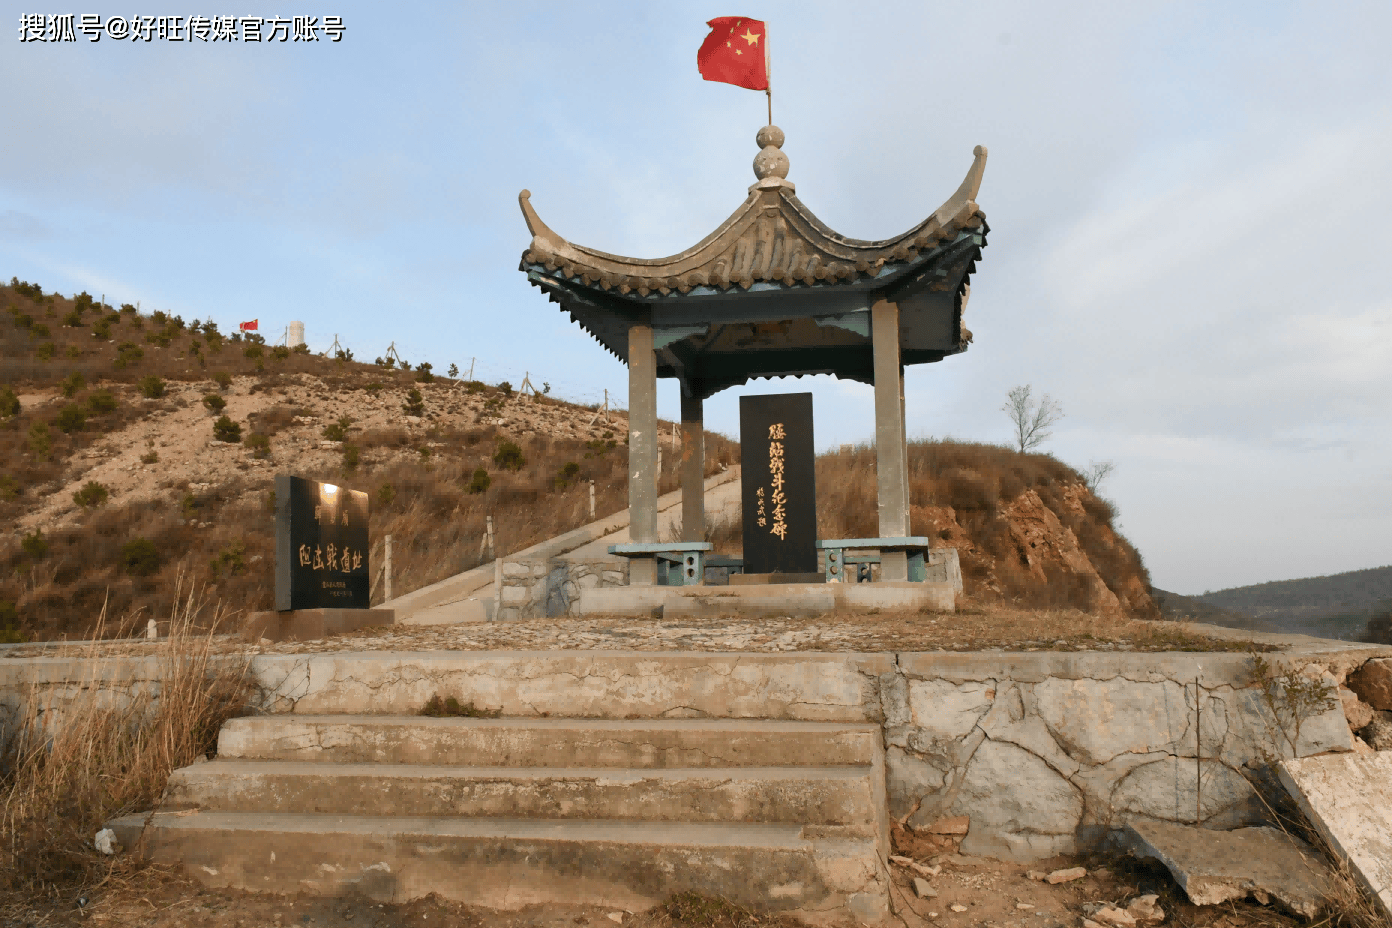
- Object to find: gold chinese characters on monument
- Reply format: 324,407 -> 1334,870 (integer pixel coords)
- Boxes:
767,422 -> 788,540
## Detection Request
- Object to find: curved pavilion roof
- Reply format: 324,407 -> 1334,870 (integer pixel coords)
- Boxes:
519,127 -> 988,401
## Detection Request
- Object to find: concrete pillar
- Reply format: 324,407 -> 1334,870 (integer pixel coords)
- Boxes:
628,324 -> 658,585
871,299 -> 909,581
680,392 -> 705,543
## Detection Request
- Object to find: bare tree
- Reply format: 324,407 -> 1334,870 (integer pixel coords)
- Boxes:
1002,384 -> 1064,453
1083,460 -> 1115,493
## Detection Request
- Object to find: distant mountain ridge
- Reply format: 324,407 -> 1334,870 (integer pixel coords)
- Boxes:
1195,564 -> 1392,621
1162,565 -> 1392,642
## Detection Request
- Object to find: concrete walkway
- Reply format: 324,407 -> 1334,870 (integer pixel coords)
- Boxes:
384,467 -> 742,625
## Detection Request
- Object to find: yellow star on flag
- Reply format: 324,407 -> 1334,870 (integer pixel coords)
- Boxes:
740,28 -> 761,45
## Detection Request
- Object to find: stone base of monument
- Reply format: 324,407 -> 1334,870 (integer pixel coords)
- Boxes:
577,581 -> 953,617
730,572 -> 825,585
244,608 -> 395,643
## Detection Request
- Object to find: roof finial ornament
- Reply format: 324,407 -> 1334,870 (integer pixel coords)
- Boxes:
753,125 -> 789,181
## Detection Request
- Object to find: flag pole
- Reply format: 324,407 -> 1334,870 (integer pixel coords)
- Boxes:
765,22 -> 772,124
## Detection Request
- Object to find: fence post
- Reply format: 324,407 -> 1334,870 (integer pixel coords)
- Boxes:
384,534 -> 393,602
486,516 -> 495,560
589,480 -> 595,520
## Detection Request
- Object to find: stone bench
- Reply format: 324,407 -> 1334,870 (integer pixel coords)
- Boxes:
607,542 -> 714,586
816,537 -> 934,583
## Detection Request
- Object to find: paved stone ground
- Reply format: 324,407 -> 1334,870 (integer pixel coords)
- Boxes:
1,607 -> 1284,660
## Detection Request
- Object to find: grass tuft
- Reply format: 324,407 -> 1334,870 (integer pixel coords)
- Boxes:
0,581 -> 253,899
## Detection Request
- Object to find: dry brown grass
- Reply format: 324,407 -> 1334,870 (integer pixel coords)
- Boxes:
0,577 -> 253,900
1,281 -> 738,641
816,440 -> 1155,615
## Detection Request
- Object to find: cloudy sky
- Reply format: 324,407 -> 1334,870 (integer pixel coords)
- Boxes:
2,1 -> 1388,595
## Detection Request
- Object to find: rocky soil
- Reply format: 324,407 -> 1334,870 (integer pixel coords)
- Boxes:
14,373 -> 634,536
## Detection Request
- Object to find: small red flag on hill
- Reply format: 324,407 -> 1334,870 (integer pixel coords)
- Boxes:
239,320 -> 258,332
697,17 -> 768,91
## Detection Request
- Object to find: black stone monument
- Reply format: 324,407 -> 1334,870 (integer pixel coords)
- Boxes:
739,392 -> 817,575
275,474 -> 370,611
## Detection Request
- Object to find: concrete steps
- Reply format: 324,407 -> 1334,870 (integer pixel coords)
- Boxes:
163,760 -> 878,827
215,715 -> 882,767
141,813 -> 883,918
143,691 -> 891,926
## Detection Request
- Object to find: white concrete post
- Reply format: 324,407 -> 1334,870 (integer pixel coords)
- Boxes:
485,515 -> 495,560
589,480 -> 596,520
383,534 -> 393,601
871,299 -> 910,581
628,324 -> 658,585
493,557 -> 502,621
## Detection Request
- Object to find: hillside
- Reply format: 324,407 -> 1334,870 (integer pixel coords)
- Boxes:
1,277 -> 1158,640
1193,565 -> 1392,642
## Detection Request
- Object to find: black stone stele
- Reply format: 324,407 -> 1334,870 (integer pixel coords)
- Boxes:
275,474 -> 370,611
740,392 -> 817,575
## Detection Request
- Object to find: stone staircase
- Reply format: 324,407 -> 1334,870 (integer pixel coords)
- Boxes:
128,654 -> 891,926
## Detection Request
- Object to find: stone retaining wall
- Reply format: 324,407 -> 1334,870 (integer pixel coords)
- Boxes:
882,652 -> 1357,860
497,558 -> 629,620
2,644 -> 1386,860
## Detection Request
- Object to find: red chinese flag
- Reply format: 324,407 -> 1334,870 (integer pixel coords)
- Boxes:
697,17 -> 768,91
239,319 -> 258,331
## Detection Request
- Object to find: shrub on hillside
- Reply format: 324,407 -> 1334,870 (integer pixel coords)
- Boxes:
10,277 -> 42,300
138,375 -> 166,398
35,342 -> 54,360
27,421 -> 51,457
246,432 -> 271,459
21,530 -> 47,559
322,416 -> 353,441
30,322 -> 51,339
342,443 -> 360,470
493,440 -> 525,472
497,381 -> 513,398
114,342 -> 143,368
60,372 -> 85,398
72,480 -> 109,508
92,317 -> 112,340
377,483 -> 396,506
467,468 -> 491,494
120,537 -> 160,576
243,342 -> 263,359
213,416 -> 242,443
272,344 -> 290,360
0,474 -> 19,501
203,393 -> 227,414
212,370 -> 232,390
209,541 -> 245,577
60,308 -> 84,328
555,461 -> 580,489
415,362 -> 434,383
87,389 -> 118,414
402,388 -> 424,417
465,381 -> 486,394
0,385 -> 19,418
55,404 -> 86,433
